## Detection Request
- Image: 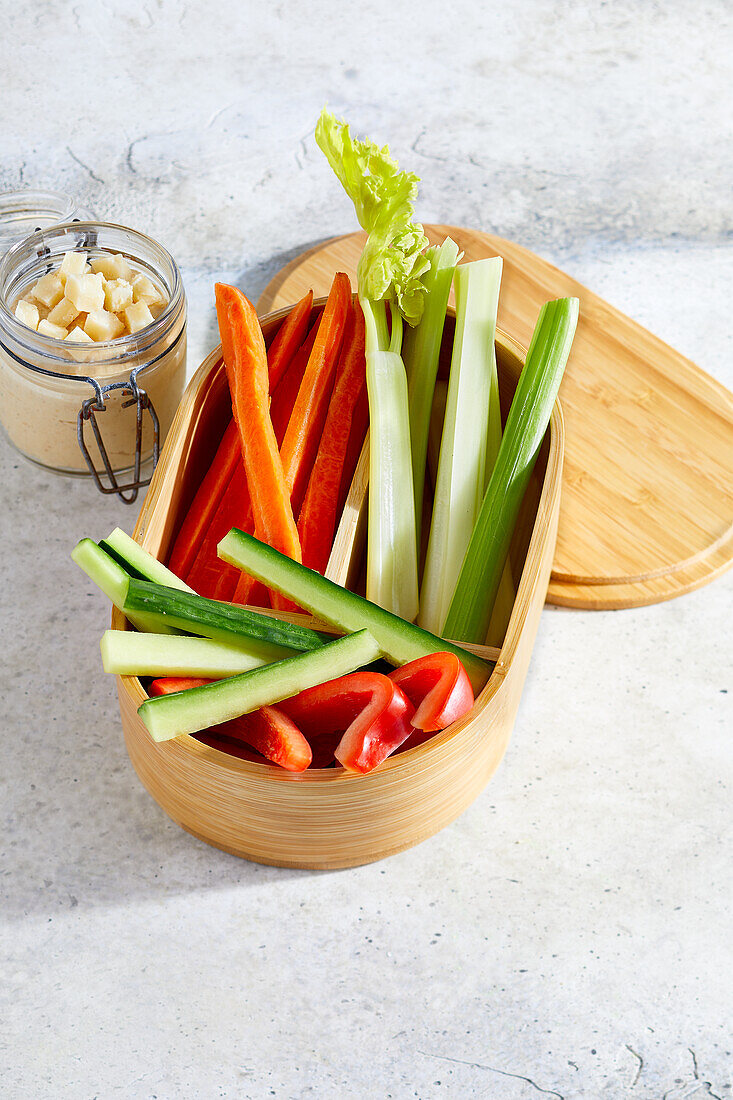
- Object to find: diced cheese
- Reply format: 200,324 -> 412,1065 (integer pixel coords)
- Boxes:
14,299 -> 40,330
37,319 -> 69,340
124,300 -> 154,333
104,277 -> 134,313
65,326 -> 93,344
84,309 -> 125,342
90,252 -> 133,281
59,251 -> 90,279
149,301 -> 167,319
65,272 -> 105,313
47,297 -> 79,329
31,272 -> 65,309
64,326 -> 96,363
131,273 -> 164,306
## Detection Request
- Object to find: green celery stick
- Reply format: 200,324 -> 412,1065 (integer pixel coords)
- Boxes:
402,237 -> 461,524
444,297 -> 579,643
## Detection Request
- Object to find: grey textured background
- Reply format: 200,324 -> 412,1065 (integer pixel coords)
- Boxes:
1,2 -> 731,1098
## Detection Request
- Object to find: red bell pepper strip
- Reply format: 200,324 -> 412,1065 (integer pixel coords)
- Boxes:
149,678 -> 312,772
279,671 -> 415,774
168,419 -> 241,581
215,284 -> 302,612
297,299 -> 368,574
185,461 -> 249,601
388,652 -> 474,732
279,272 -> 351,516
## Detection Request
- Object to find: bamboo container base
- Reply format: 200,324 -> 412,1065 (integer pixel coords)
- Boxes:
115,307 -> 562,869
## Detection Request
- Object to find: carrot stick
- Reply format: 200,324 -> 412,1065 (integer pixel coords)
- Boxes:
167,419 -> 240,579
297,300 -> 368,574
279,272 -> 351,516
181,300 -> 316,600
214,284 -> 301,612
231,319 -> 320,607
265,290 -> 313,392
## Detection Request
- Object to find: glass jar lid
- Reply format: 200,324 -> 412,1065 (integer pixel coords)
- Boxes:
0,189 -> 94,257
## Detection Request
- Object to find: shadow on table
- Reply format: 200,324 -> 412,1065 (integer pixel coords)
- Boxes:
199,235 -> 333,355
0,428 -> 339,925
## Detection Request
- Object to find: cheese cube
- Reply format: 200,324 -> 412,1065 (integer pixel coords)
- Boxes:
149,301 -> 166,319
131,273 -> 164,306
47,297 -> 79,329
65,326 -> 96,363
59,251 -> 90,279
31,272 -> 65,309
104,277 -> 133,313
84,309 -> 125,342
65,272 -> 105,313
14,299 -> 40,330
37,319 -> 69,340
124,300 -> 154,333
90,253 -> 133,281
65,326 -> 93,344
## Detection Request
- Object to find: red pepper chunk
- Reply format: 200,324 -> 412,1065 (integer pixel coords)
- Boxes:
279,672 -> 415,774
388,653 -> 474,732
148,678 -> 312,772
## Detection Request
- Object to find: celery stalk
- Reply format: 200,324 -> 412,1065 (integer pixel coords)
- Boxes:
418,258 -> 503,634
426,379 -> 448,488
484,338 -> 516,649
365,345 -> 419,620
444,297 -> 579,643
316,109 -> 429,620
402,238 -> 461,523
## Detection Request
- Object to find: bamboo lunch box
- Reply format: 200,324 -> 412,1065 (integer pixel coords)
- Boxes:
114,303 -> 562,869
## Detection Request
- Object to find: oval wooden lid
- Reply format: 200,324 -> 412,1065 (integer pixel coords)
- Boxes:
258,224 -> 733,610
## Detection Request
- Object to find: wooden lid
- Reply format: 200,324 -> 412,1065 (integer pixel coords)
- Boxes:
258,225 -> 733,609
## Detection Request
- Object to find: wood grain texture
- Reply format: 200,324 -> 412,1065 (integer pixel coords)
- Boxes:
115,309 -> 561,869
258,226 -> 733,610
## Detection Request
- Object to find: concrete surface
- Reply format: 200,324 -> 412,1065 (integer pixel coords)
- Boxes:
1,2 -> 731,1098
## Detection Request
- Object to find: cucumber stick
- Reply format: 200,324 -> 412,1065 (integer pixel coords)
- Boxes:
123,578 -> 329,656
102,528 -> 194,592
138,629 -> 380,742
100,631 -> 280,678
218,529 -> 493,693
72,539 -> 177,635
419,257 -> 502,635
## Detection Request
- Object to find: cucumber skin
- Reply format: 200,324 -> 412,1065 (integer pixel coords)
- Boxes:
124,577 -> 331,654
71,539 -> 176,636
218,530 -> 492,693
102,528 -> 194,593
138,629 -> 381,741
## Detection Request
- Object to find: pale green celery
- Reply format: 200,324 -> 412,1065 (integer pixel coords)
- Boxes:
365,346 -> 419,621
444,297 -> 579,643
418,258 -> 503,635
71,538 -> 176,635
426,380 -> 448,486
431,352 -> 514,648
316,108 -> 428,619
402,238 -> 461,523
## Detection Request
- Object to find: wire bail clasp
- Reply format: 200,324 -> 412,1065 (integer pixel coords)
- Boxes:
77,369 -> 160,504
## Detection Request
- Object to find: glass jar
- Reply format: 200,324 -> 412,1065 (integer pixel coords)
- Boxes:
0,188 -> 93,254
0,220 -> 186,495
